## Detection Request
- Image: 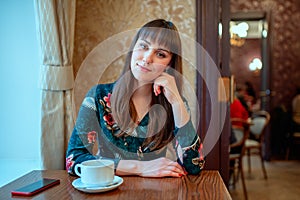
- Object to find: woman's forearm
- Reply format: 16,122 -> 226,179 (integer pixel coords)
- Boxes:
171,100 -> 190,128
115,158 -> 185,177
115,160 -> 142,176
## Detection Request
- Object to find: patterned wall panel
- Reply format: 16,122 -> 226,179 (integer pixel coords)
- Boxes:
231,0 -> 300,110
73,0 -> 196,89
230,39 -> 261,99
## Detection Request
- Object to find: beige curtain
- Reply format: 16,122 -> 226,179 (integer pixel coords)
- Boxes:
34,0 -> 76,169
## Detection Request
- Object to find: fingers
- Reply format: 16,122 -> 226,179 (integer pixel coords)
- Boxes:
169,162 -> 186,175
154,84 -> 162,96
153,73 -> 180,103
162,160 -> 186,177
162,166 -> 185,177
153,75 -> 168,96
153,73 -> 169,93
168,171 -> 184,178
141,158 -> 187,178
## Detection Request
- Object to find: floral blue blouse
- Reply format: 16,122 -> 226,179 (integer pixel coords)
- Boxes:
66,83 -> 205,175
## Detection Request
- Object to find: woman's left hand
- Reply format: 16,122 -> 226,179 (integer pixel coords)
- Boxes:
153,72 -> 181,105
153,72 -> 190,127
140,157 -> 186,178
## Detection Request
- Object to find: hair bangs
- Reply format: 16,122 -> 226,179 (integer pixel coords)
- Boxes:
139,27 -> 180,55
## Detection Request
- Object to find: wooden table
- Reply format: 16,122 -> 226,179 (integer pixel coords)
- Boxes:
0,170 -> 232,200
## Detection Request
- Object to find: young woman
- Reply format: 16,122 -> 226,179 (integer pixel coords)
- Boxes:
66,19 -> 204,177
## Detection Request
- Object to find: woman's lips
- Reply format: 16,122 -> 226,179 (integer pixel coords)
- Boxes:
137,64 -> 151,72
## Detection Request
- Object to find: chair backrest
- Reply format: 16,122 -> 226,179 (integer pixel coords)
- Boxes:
230,118 -> 251,155
250,110 -> 270,141
232,127 -> 244,144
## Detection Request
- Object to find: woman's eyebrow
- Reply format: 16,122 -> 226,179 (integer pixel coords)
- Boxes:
157,48 -> 171,54
140,39 -> 151,45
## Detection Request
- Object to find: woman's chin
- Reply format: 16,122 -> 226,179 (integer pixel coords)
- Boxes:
133,75 -> 155,84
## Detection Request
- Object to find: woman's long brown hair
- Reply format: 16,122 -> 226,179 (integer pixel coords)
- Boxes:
110,19 -> 183,151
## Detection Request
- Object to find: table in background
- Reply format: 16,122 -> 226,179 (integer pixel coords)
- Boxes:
0,170 -> 232,199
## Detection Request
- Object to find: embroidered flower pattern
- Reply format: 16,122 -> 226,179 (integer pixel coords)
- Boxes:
103,113 -> 115,126
192,141 -> 205,169
87,131 -> 97,144
99,93 -> 120,132
66,154 -> 75,173
103,93 -> 111,108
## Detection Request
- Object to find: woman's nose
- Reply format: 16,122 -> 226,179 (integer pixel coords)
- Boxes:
142,50 -> 153,64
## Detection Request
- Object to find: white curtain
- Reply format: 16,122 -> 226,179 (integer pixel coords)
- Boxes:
34,0 -> 76,169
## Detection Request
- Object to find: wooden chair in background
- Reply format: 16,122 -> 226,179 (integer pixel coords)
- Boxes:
229,118 -> 251,200
245,110 -> 270,179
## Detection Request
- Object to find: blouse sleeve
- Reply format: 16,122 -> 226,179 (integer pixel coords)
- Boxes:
66,86 -> 100,175
174,102 -> 205,175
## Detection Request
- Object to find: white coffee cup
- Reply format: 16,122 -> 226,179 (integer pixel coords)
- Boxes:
74,159 -> 115,187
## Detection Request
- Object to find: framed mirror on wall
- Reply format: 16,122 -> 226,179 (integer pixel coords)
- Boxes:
230,11 -> 271,113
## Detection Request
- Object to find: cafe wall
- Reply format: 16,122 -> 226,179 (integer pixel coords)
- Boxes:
73,0 -> 197,90
231,0 -> 300,110
230,39 -> 261,99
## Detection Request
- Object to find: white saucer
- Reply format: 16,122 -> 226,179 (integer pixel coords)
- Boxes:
72,176 -> 123,193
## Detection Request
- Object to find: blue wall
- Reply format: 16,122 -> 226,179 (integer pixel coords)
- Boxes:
0,0 -> 41,186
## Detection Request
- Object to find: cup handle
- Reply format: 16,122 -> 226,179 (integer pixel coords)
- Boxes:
74,164 -> 82,177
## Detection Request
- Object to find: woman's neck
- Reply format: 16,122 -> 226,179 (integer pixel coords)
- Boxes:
132,84 -> 152,122
134,83 -> 152,97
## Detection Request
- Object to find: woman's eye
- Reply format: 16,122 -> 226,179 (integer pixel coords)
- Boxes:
139,43 -> 148,49
156,52 -> 166,58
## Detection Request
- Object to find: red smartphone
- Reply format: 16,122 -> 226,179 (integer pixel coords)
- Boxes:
11,178 -> 60,196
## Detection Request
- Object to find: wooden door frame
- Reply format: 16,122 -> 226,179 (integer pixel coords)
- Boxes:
196,0 -> 231,184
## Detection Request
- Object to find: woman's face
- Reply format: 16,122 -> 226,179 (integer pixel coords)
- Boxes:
130,37 -> 172,84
